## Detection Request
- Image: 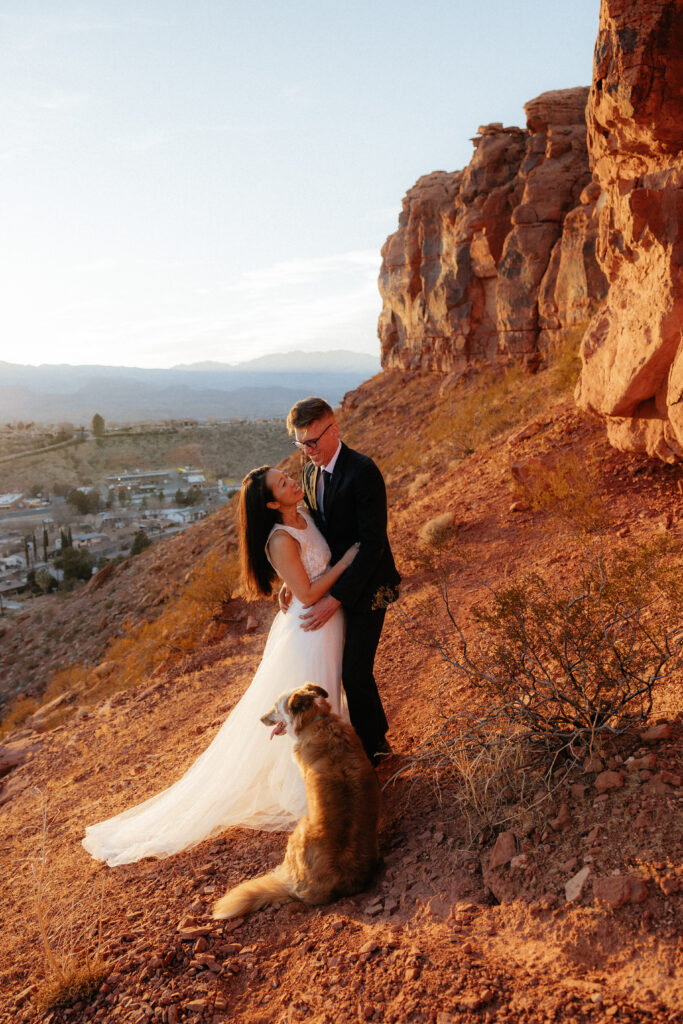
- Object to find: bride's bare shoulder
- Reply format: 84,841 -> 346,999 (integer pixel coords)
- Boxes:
266,529 -> 301,559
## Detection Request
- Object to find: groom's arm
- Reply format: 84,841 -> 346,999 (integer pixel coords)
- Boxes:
301,458 -> 389,630
300,458 -> 389,631
328,459 -> 388,608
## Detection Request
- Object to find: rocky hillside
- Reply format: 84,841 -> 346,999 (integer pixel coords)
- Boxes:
1,361 -> 682,1024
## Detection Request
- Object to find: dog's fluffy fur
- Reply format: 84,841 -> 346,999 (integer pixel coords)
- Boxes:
212,683 -> 380,919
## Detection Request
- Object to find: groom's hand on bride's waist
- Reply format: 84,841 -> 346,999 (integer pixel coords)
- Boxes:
300,594 -> 341,631
279,583 -> 292,614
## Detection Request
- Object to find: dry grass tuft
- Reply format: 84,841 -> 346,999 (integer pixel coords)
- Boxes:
418,512 -> 457,547
1,548 -> 241,739
0,694 -> 40,740
31,797 -> 107,1012
544,323 -> 588,391
511,451 -> 608,535
37,962 -> 108,1013
373,337 -> 585,482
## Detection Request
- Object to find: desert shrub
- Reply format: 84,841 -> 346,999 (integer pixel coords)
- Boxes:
511,451 -> 607,535
37,961 -> 107,1011
418,512 -> 456,547
394,538 -> 683,833
182,549 -> 238,609
0,665 -> 94,738
405,706 -> 532,839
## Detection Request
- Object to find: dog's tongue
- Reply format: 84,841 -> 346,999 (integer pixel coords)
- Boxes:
270,722 -> 286,740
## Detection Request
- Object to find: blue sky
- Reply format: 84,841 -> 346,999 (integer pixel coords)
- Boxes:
0,0 -> 600,368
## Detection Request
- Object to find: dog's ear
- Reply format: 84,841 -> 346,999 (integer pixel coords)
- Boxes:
303,683 -> 328,699
288,689 -> 316,716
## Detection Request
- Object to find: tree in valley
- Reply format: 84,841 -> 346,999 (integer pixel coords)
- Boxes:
55,422 -> 75,443
91,413 -> 105,437
55,545 -> 95,584
174,485 -> 202,507
130,529 -> 152,556
34,566 -> 57,594
66,488 -> 102,515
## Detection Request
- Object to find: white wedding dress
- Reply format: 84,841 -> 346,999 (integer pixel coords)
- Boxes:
82,510 -> 344,866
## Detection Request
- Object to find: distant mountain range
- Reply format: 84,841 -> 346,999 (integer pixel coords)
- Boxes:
0,351 -> 380,423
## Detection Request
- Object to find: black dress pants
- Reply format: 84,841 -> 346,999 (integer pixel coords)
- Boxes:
342,604 -> 388,760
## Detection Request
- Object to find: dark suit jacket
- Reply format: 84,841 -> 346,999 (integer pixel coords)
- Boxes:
302,442 -> 401,612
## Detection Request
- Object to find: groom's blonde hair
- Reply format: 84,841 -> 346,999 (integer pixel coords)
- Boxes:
286,397 -> 333,434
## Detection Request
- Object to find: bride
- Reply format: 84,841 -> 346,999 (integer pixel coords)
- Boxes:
82,465 -> 358,866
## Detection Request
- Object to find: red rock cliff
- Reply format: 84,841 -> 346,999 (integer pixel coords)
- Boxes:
575,0 -> 683,461
378,88 -> 607,373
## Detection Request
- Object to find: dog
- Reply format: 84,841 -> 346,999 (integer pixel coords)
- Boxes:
212,683 -> 380,919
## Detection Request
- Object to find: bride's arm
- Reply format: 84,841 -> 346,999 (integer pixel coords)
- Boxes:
267,531 -> 358,607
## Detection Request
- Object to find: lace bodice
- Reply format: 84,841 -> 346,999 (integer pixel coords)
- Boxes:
266,508 -> 331,582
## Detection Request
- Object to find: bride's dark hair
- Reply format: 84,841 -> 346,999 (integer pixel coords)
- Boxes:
238,466 -> 281,599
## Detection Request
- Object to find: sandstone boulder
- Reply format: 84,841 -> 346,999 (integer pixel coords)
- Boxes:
0,735 -> 43,777
593,874 -> 649,909
640,723 -> 672,743
575,0 -> 683,461
594,770 -> 623,794
565,865 -> 591,902
489,830 -> 517,869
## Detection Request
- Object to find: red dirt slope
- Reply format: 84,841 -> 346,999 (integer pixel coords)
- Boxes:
1,368 -> 682,1024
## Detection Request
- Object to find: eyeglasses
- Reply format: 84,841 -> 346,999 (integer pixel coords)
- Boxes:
293,422 -> 334,451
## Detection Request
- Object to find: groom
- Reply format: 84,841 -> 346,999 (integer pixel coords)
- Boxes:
286,396 -> 401,765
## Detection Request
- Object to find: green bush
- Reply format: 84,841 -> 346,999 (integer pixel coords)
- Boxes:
130,529 -> 152,556
55,546 -> 95,583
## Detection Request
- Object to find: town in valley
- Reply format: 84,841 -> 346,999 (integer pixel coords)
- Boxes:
0,414 -> 292,611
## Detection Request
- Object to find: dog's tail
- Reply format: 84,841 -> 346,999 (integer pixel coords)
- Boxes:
212,866 -> 293,920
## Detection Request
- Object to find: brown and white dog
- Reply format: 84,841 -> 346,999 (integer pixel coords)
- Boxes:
212,683 -> 380,919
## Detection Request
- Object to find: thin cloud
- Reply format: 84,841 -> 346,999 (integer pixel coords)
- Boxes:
232,251 -> 381,293
33,90 -> 90,111
195,121 -> 289,137
85,251 -> 381,363
112,129 -> 174,153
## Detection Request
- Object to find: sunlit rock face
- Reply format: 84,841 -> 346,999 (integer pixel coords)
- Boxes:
378,87 -> 607,372
575,0 -> 683,461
